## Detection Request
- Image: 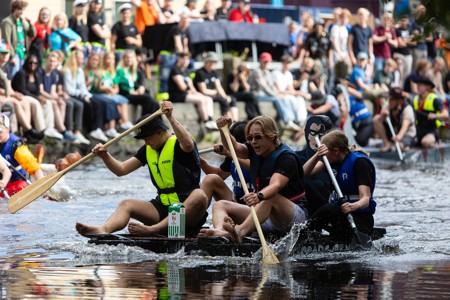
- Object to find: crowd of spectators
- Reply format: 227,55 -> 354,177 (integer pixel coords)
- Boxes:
0,0 -> 449,149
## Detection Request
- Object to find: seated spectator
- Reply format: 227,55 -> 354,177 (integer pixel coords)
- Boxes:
227,61 -> 261,120
96,52 -> 132,130
228,0 -> 253,23
39,52 -> 76,141
63,50 -> 108,142
84,53 -> 121,138
132,0 -> 166,34
11,54 -> 62,140
30,7 -> 52,63
168,52 -> 216,130
87,0 -> 111,54
272,55 -> 307,128
49,13 -> 83,56
373,58 -> 397,92
403,58 -> 431,95
307,90 -> 341,128
194,52 -> 238,121
53,50 -> 89,145
115,50 -> 159,117
68,0 -> 91,57
248,52 -> 299,130
111,3 -> 142,61
0,40 -> 44,143
1,0 -> 36,79
373,87 -> 415,152
216,0 -> 232,21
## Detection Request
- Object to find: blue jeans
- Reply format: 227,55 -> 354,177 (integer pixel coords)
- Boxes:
256,93 -> 294,123
159,53 -> 177,93
7,54 -> 24,79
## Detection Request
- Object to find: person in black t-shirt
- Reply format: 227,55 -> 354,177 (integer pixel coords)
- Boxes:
69,0 -> 91,57
87,0 -> 111,54
111,3 -> 142,61
168,52 -> 217,130
194,52 -> 238,121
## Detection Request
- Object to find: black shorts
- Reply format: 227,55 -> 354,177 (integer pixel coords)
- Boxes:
149,195 -> 208,229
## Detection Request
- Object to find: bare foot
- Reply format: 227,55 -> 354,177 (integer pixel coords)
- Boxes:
198,228 -> 230,238
75,222 -> 107,237
128,222 -> 156,236
222,216 -> 243,244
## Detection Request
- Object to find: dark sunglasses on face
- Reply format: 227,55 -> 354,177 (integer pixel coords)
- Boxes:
29,61 -> 38,65
247,134 -> 263,142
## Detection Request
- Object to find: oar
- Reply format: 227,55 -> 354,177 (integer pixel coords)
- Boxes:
314,136 -> 372,249
385,116 -> 404,162
8,109 -> 163,214
221,124 -> 279,264
0,154 -> 32,184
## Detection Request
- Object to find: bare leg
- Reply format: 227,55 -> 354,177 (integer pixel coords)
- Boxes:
373,114 -> 390,151
52,100 -> 67,132
201,174 -> 234,205
75,199 -> 159,236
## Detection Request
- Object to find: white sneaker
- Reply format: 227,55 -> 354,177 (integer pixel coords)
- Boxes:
44,128 -> 63,140
204,120 -> 218,131
120,121 -> 133,130
285,121 -> 301,131
89,128 -> 108,142
74,133 -> 90,145
105,128 -> 119,138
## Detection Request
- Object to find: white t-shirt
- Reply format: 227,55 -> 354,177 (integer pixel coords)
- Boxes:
271,69 -> 294,92
330,24 -> 349,61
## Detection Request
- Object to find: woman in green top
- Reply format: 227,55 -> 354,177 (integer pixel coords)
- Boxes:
84,53 -> 121,138
115,50 -> 159,117
96,52 -> 132,130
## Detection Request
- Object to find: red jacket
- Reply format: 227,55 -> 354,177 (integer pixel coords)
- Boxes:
228,9 -> 253,23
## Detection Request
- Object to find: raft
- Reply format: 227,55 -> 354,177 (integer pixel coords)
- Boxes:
86,227 -> 386,257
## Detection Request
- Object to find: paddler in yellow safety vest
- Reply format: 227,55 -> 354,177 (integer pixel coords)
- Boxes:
76,101 -> 209,236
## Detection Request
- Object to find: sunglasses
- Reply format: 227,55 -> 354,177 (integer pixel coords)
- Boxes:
28,61 -> 38,65
247,134 -> 263,142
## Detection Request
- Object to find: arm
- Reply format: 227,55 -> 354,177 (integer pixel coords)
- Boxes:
172,74 -> 189,92
216,116 -> 249,159
197,81 -> 217,96
215,80 -> 228,98
303,144 -> 327,177
93,144 -> 143,176
341,185 -> 371,213
0,160 -> 11,188
347,34 -> 356,65
110,34 -> 117,52
258,172 -> 289,200
163,101 -> 195,153
90,24 -> 111,39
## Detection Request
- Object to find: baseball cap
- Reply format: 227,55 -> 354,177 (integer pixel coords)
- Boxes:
356,51 -> 369,60
73,0 -> 88,7
118,3 -> 132,13
259,52 -> 272,62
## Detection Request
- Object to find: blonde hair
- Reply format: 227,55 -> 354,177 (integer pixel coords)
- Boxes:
63,50 -> 83,78
84,53 -> 101,80
321,129 -> 369,157
245,115 -> 280,147
101,52 -> 116,75
52,12 -> 69,30
117,50 -> 138,75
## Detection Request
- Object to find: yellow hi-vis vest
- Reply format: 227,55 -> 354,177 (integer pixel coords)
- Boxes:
146,136 -> 179,206
413,93 -> 442,128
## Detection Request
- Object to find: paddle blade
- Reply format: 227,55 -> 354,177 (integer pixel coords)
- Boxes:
262,245 -> 280,264
8,172 -> 63,213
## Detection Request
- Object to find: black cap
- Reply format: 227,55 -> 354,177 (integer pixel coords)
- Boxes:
310,90 -> 326,106
134,115 -> 169,139
389,87 -> 404,100
412,75 -> 435,88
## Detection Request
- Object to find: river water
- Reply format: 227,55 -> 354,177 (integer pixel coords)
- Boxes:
1,155 -> 450,299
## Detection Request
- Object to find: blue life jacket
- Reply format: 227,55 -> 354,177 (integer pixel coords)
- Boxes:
1,134 -> 28,181
249,143 -> 299,191
332,151 -> 377,214
230,162 -> 254,199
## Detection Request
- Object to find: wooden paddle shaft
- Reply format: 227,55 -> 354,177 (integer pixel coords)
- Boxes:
221,125 -> 279,264
386,116 -> 404,161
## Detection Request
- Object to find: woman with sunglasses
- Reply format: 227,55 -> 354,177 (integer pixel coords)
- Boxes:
200,115 -> 308,243
11,54 -> 62,140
